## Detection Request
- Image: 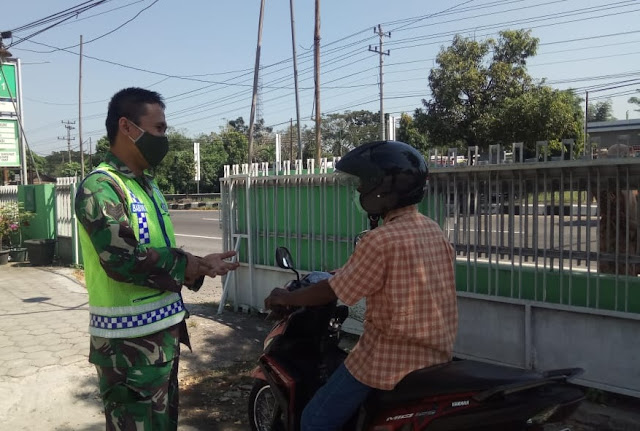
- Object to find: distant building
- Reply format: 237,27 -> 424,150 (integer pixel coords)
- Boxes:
587,119 -> 640,156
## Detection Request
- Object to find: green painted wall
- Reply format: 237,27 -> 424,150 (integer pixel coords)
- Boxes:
18,184 -> 56,241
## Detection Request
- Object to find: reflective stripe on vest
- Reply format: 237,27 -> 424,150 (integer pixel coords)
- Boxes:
78,164 -> 185,338
89,293 -> 184,338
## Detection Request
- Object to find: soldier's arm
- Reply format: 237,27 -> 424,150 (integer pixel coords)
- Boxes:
75,173 -> 189,292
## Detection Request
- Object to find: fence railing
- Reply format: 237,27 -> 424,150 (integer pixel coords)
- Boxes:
55,177 -> 78,238
429,158 -> 640,314
0,185 -> 18,206
221,156 -> 640,315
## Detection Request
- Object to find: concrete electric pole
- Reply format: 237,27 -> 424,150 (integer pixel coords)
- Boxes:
59,121 -> 76,164
369,25 -> 390,141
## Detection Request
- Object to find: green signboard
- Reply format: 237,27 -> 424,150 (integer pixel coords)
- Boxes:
0,119 -> 20,167
0,64 -> 17,99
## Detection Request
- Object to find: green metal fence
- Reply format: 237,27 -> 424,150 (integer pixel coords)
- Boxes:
221,157 -> 640,315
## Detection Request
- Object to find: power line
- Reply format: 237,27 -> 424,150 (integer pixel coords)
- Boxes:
23,0 -> 160,53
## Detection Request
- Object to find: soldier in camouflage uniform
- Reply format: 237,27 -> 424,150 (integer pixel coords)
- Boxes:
75,87 -> 239,431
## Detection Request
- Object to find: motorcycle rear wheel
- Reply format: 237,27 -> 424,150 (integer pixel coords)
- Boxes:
248,379 -> 284,431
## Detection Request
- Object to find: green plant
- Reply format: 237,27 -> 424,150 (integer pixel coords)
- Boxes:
0,202 -> 34,250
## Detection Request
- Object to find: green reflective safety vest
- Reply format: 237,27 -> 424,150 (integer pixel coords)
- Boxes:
78,163 -> 186,338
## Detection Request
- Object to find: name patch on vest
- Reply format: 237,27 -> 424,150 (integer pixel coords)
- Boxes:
131,202 -> 146,213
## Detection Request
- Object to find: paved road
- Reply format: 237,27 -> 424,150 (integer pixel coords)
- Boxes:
171,209 -> 224,255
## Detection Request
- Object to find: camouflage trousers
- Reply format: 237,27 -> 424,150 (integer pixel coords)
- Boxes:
95,357 -> 179,431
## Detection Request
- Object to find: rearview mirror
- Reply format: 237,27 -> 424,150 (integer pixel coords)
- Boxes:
275,247 -> 295,270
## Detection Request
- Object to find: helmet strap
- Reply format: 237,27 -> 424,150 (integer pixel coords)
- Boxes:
368,214 -> 380,230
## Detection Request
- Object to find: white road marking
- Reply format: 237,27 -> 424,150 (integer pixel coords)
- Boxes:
202,218 -> 219,221
175,234 -> 222,240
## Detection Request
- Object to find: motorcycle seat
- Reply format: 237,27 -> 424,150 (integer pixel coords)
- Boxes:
368,360 -> 544,407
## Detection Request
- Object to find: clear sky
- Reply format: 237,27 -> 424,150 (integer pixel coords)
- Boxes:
2,0 -> 640,156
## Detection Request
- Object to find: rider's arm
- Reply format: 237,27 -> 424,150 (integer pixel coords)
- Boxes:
266,279 -> 337,308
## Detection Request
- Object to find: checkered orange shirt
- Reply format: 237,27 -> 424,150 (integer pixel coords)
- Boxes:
329,205 -> 458,390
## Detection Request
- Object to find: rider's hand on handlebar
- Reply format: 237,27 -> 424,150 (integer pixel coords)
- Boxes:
264,287 -> 290,309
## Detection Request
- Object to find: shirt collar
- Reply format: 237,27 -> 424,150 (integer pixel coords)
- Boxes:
384,205 -> 418,223
105,152 -> 152,180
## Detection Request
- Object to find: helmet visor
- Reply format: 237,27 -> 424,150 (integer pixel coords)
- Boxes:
333,171 -> 360,189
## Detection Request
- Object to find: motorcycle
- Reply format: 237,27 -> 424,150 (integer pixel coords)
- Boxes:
248,246 -> 585,431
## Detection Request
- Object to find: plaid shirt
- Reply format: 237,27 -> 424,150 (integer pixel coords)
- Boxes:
329,205 -> 458,390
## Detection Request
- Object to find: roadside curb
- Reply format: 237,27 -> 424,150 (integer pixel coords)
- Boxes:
169,202 -> 219,210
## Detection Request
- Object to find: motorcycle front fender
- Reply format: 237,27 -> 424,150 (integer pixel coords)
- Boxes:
251,365 -> 266,380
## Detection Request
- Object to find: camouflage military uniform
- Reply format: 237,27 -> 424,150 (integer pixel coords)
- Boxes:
76,153 -> 201,431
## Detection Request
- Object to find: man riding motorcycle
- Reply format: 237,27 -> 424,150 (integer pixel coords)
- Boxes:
264,140 -> 458,431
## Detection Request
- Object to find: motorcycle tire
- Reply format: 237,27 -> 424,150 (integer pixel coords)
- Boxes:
248,379 -> 284,431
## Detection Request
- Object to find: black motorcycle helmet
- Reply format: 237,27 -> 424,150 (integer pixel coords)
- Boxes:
335,140 -> 428,219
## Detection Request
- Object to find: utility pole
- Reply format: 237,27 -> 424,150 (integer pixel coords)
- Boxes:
314,0 -> 321,166
59,121 -> 76,164
584,90 -> 589,156
369,25 -> 390,141
289,0 -> 303,159
78,35 -> 85,176
248,0 -> 266,164
88,137 -> 93,169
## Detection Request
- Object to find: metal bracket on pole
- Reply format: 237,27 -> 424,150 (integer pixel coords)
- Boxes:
536,141 -> 549,162
512,142 -> 524,163
489,145 -> 501,164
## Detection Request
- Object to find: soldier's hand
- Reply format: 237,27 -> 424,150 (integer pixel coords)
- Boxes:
201,251 -> 239,276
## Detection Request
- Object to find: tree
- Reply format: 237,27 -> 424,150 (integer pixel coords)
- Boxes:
628,91 -> 640,112
26,149 -> 46,180
397,112 -> 429,154
91,136 -> 110,168
422,29 -> 583,155
587,100 -> 616,122
495,87 -> 584,155
60,161 -> 82,177
220,127 -> 248,167
321,110 -> 380,156
423,30 -> 539,150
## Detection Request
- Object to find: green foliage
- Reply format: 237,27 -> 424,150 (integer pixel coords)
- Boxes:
397,112 -> 429,155
587,100 -> 616,122
421,29 -> 584,153
628,91 -> 640,112
320,110 -> 380,156
91,136 -> 110,168
0,202 -> 34,248
60,161 -> 82,177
